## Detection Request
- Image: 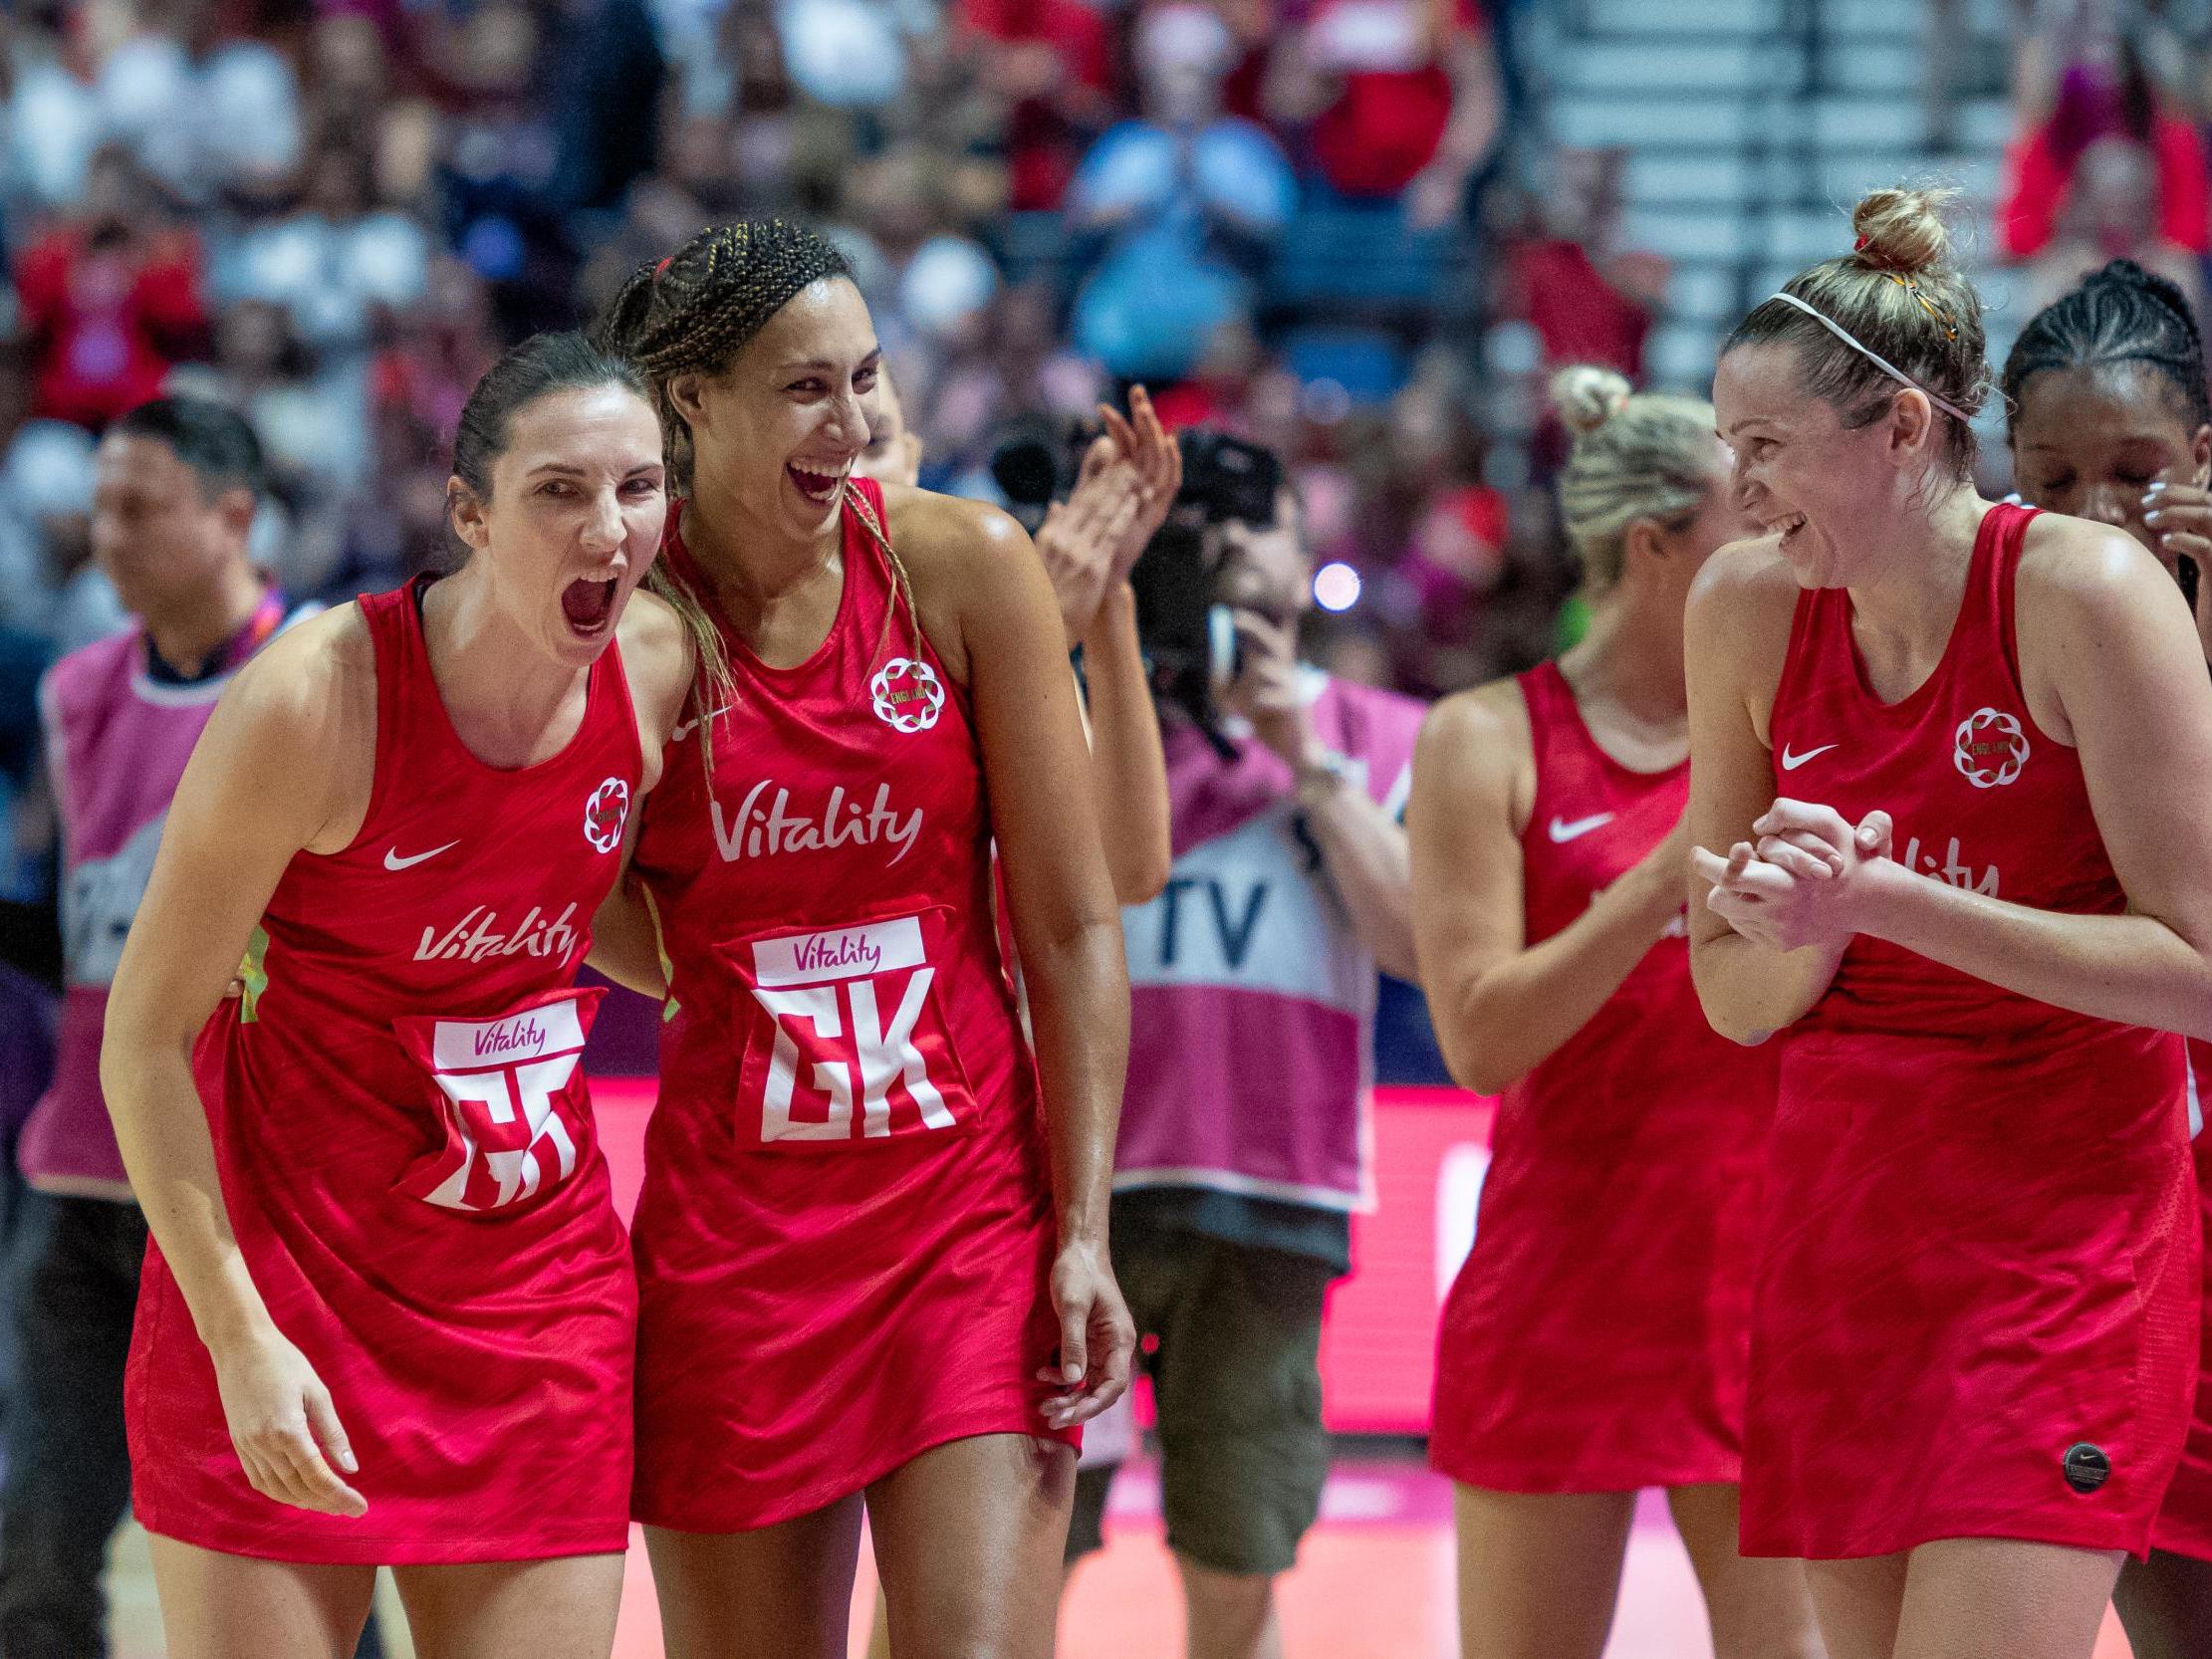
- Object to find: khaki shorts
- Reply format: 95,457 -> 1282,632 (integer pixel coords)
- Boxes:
1100,1231 -> 1335,1575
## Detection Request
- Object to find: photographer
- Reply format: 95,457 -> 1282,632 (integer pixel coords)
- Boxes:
1103,433 -> 1423,1659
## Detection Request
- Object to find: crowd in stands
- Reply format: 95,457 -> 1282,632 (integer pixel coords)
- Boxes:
4,0 -> 2212,952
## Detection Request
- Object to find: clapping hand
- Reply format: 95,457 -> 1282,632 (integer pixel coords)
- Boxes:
1034,386 -> 1183,645
1693,799 -> 1895,954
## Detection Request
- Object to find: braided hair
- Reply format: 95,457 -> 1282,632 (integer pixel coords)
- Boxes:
597,220 -> 920,752
2001,259 -> 2212,441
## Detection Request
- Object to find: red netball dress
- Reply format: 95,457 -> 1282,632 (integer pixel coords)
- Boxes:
1748,502 -> 2196,1559
2152,1038 -> 2212,1561
126,579 -> 641,1563
627,477 -> 1070,1533
1429,661 -> 1773,1495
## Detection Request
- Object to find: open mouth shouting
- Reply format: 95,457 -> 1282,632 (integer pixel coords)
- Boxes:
1769,512 -> 1809,550
561,571 -> 621,640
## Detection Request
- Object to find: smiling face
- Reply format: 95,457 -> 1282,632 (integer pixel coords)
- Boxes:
448,382 -> 667,669
1713,341 -> 1941,590
2011,361 -> 2212,578
674,276 -> 882,548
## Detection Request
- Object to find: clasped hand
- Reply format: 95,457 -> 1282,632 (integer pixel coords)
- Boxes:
1692,798 -> 1896,954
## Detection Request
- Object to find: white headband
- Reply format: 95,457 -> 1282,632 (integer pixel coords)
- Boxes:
1764,292 -> 1973,424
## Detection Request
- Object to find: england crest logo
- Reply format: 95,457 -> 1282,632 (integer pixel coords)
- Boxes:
1953,707 -> 2030,789
870,657 -> 945,734
584,777 -> 630,851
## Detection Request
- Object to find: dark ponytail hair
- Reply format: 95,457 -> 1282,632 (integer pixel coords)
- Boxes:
2001,259 -> 2212,440
451,332 -> 648,507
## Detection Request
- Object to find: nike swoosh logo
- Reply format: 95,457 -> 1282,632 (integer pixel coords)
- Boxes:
1780,743 -> 1838,772
383,841 -> 460,872
671,705 -> 731,743
1548,813 -> 1614,843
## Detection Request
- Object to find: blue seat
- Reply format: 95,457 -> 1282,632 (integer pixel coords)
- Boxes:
1267,202 -> 1451,309
1280,326 -> 1410,403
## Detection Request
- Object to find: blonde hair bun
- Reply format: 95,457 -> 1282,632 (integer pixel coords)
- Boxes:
1849,186 -> 1958,276
1548,364 -> 1633,437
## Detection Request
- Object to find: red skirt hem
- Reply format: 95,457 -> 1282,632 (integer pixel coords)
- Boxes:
1428,1446 -> 1743,1497
634,1410 -> 1079,1535
1738,1513 -> 2157,1563
133,1504 -> 630,1566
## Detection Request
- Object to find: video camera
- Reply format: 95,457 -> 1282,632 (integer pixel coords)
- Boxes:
1129,430 -> 1282,754
987,421 -> 1283,753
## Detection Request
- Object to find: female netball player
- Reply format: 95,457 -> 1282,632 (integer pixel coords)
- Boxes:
595,219 -> 1133,1659
1409,365 -> 1820,1659
1687,187 -> 2212,1659
2003,257 -> 2212,1659
99,334 -> 691,1659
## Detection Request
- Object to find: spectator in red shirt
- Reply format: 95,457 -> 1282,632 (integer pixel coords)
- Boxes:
1997,17 -> 2210,260
1500,148 -> 1665,387
957,0 -> 1117,211
1265,0 -> 1503,225
2022,133 -> 2206,322
15,147 -> 209,432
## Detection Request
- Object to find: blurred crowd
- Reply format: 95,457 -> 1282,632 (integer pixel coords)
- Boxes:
1995,2 -> 2212,343
0,0 -> 1616,836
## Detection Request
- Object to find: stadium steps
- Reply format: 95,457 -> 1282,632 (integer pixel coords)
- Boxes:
1544,0 -> 2020,398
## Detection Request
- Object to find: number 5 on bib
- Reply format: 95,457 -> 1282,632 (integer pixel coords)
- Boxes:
392,986 -> 605,1212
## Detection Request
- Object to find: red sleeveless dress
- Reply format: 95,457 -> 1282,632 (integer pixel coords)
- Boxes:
126,579 -> 641,1563
628,478 -> 1071,1533
1428,661 -> 1772,1494
1749,502 -> 2196,1559
2153,1039 -> 2212,1560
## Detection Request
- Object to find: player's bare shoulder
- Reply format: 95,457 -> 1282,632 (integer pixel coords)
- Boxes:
874,483 -> 1040,681
2015,504 -> 2169,611
615,585 -> 697,762
1421,676 -> 1533,774
1416,674 -> 1536,832
876,482 -> 1029,585
1689,534 -> 1800,654
203,601 -> 379,850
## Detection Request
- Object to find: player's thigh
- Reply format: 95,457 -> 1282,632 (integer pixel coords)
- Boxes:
148,1533 -> 376,1659
1800,1553 -> 1908,1659
1894,1536 -> 2122,1659
1451,1484 -> 1636,1659
644,1498 -> 864,1659
394,1550 -> 625,1659
2114,1547 -> 2212,1659
868,1431 -> 1076,1659
1665,1484 -> 1824,1659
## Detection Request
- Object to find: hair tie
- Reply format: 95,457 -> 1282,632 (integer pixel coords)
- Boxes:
652,254 -> 674,289
1853,236 -> 1870,252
